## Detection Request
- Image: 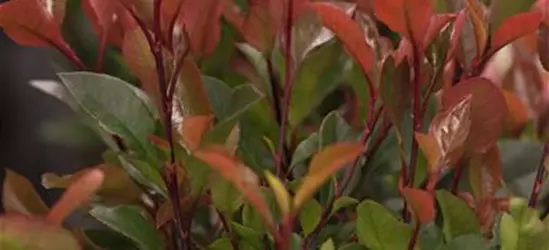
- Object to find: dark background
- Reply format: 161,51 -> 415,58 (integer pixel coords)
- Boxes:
0,9 -> 103,212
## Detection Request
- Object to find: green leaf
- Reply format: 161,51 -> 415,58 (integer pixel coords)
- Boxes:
210,176 -> 244,215
499,140 -> 545,195
320,238 -> 336,250
0,215 -> 81,250
289,41 -> 347,128
436,234 -> 489,250
231,222 -> 263,249
331,196 -> 358,216
242,203 -> 266,234
379,56 -> 411,140
338,243 -> 367,250
500,212 -> 519,250
299,199 -> 322,235
84,229 -> 137,250
55,72 -> 159,163
236,43 -> 271,97
505,197 -> 549,250
290,132 -> 320,175
185,156 -> 211,196
356,200 -> 413,250
209,237 -> 233,250
436,190 -> 481,241
3,169 -> 49,216
89,205 -> 165,250
319,111 -> 357,148
419,223 -> 444,250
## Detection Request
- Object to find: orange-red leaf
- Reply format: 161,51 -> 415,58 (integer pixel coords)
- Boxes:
179,115 -> 214,150
311,2 -> 374,74
402,187 -> 435,224
82,0 -> 134,48
178,0 -> 223,57
0,0 -> 78,61
490,11 -> 542,55
445,9 -> 467,63
442,77 -> 508,153
502,90 -> 530,131
464,0 -> 488,58
294,142 -> 363,209
415,132 -> 441,172
468,145 -> 502,199
193,146 -> 274,231
372,0 -> 433,45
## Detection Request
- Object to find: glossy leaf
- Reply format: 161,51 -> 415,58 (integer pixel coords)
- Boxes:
292,4 -> 337,62
489,11 -> 542,56
402,187 -> 435,224
311,2 -> 374,74
42,164 -> 143,204
442,77 -> 508,153
178,115 -> 214,151
194,146 -> 274,230
0,214 -> 81,250
293,142 -> 363,209
372,0 -> 433,45
356,200 -> 413,250
436,190 -> 481,241
415,132 -> 442,172
264,171 -> 291,216
89,205 -> 165,250
299,199 -> 322,236
47,168 -> 105,224
2,169 -> 49,216
174,60 -> 214,118
468,145 -> 502,199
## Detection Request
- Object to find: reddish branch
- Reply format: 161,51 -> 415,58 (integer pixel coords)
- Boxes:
529,141 -> 549,207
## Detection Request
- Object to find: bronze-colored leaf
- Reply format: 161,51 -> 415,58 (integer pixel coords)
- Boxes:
3,169 -> 49,216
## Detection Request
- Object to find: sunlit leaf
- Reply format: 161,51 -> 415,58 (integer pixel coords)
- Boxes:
42,164 -> 143,204
320,238 -> 335,250
0,214 -> 81,250
442,77 -> 508,153
356,200 -> 414,249
293,142 -> 362,209
436,190 -> 481,241
415,132 -> 442,172
89,205 -> 165,250
372,0 -> 433,45
264,171 -> 291,216
402,187 -> 435,224
311,2 -> 374,74
2,169 -> 49,216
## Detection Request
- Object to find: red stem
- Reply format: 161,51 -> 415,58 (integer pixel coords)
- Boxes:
95,29 -> 107,72
275,0 -> 295,179
407,42 -> 423,188
529,141 -> 549,207
407,223 -> 420,250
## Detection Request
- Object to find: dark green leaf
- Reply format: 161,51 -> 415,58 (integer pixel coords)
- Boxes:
338,243 -> 367,250
380,56 -> 411,138
208,237 -> 233,250
84,229 -> 137,250
89,205 -> 165,250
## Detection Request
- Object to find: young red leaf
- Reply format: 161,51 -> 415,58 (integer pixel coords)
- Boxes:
311,2 -> 374,74
3,169 -> 49,216
442,77 -> 508,153
179,115 -> 214,151
294,142 -> 363,209
502,90 -> 530,131
372,0 -> 433,45
468,145 -> 502,199
429,95 -> 472,168
445,9 -> 467,63
0,0 -> 81,67
46,168 -> 105,224
464,0 -> 488,58
177,0 -> 223,57
82,0 -> 134,48
193,146 -> 274,233
423,14 -> 456,49
394,37 -> 413,65
415,132 -> 442,172
489,11 -> 542,56
402,187 -> 435,224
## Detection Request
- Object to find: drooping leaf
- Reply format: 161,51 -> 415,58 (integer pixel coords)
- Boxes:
299,198 -> 322,236
402,187 -> 435,224
89,205 -> 165,250
489,11 -> 542,56
2,169 -> 49,216
83,229 -> 137,250
0,214 -> 81,250
356,200 -> 414,250
372,0 -> 434,45
436,190 -> 481,241
293,142 -> 363,209
193,146 -> 274,231
311,2 -> 374,74
442,77 -> 508,153
264,171 -> 291,216
42,164 -> 143,204
174,60 -> 214,118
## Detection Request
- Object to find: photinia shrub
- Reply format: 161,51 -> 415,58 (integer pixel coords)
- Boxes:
2,0 -> 549,249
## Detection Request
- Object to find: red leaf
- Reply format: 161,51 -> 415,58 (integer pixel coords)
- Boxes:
82,0 -> 134,48
177,0 -> 223,57
535,0 -> 549,26
402,187 -> 435,224
445,9 -> 467,63
0,0 -> 80,66
394,37 -> 413,65
179,115 -> 214,151
442,77 -> 508,153
372,0 -> 433,45
311,2 -> 374,74
423,14 -> 456,49
489,11 -> 542,55
468,145 -> 502,199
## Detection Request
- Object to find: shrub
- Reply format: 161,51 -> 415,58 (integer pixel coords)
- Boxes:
1,0 -> 549,249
